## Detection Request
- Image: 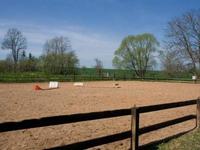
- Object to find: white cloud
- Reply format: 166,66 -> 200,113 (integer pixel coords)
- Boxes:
0,20 -> 119,68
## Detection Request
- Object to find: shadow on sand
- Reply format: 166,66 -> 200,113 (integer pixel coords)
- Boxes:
139,127 -> 196,150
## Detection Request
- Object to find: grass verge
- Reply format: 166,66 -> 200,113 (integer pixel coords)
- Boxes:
157,129 -> 200,150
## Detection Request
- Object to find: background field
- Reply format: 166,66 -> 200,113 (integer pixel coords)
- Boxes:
0,81 -> 200,149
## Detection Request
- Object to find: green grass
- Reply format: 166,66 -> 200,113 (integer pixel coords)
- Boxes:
157,129 -> 200,150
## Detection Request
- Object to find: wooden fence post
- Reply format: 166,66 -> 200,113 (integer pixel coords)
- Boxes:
131,105 -> 139,150
196,98 -> 200,128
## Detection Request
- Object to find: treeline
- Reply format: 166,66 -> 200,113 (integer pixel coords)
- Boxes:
0,34 -> 79,74
0,52 -> 38,72
113,10 -> 200,78
0,10 -> 200,79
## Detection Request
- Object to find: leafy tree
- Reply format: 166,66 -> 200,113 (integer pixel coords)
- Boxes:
1,28 -> 27,71
18,50 -> 27,72
43,36 -> 79,74
113,33 -> 159,78
18,52 -> 37,72
21,50 -> 26,60
0,54 -> 15,72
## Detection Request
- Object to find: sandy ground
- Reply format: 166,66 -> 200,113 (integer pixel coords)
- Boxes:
0,81 -> 200,150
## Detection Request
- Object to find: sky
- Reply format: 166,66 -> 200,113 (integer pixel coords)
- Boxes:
0,0 -> 199,68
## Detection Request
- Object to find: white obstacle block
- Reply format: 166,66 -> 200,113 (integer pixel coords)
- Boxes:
73,82 -> 84,87
49,81 -> 59,88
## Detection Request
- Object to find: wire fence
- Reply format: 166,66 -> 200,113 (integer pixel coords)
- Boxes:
0,68 -> 197,83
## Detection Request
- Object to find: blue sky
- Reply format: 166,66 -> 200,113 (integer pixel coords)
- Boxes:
0,0 -> 199,68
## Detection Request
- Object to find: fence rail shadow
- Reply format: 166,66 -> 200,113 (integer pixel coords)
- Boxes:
0,98 -> 199,150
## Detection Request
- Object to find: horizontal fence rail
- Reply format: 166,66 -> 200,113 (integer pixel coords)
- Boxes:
131,99 -> 199,150
0,98 -> 199,150
138,99 -> 197,113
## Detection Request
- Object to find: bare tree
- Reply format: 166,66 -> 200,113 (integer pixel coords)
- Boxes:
1,28 -> 27,70
165,10 -> 200,75
44,36 -> 71,54
160,50 -> 186,77
94,58 -> 103,76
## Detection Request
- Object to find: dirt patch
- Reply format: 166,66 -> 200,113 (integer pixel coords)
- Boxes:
0,81 -> 200,149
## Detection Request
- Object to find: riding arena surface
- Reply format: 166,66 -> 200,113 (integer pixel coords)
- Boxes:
0,81 -> 200,150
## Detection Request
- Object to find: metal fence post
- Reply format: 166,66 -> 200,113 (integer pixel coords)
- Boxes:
73,71 -> 75,81
196,98 -> 200,128
131,105 -> 139,150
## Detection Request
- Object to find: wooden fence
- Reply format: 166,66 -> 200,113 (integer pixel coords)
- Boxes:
0,98 -> 199,150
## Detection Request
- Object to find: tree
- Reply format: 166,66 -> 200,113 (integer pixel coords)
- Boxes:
18,52 -> 38,72
113,33 -> 159,78
1,28 -> 27,70
94,58 -> 103,76
165,10 -> 200,75
44,36 -> 71,54
43,36 -> 79,74
0,54 -> 14,73
0,60 -> 6,73
2,54 -> 14,72
26,53 -> 37,72
21,50 -> 26,60
160,50 -> 186,77
18,50 -> 27,72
